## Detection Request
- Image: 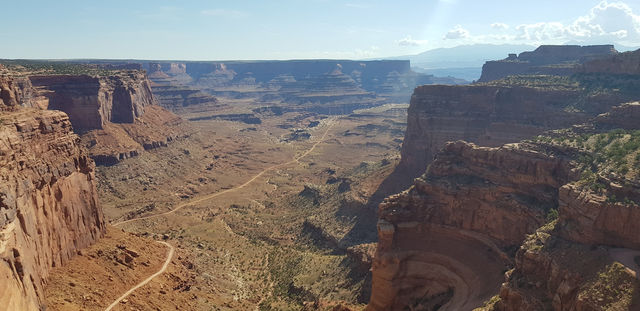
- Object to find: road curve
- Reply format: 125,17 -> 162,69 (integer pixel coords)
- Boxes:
104,241 -> 175,311
112,118 -> 336,227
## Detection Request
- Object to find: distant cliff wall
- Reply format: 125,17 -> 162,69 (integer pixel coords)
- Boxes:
581,48 -> 640,74
181,60 -> 411,84
398,85 -> 596,181
30,72 -> 156,131
479,45 -> 618,82
143,60 -> 419,96
28,72 -> 186,165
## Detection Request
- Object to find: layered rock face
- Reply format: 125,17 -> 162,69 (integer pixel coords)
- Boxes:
368,141 -> 575,310
398,85 -> 593,183
479,45 -> 618,82
557,184 -> 640,250
1,76 -> 48,111
581,49 -> 640,74
147,62 -> 220,111
369,45 -> 640,311
142,60 -> 462,110
595,102 -> 640,130
26,71 -> 187,165
0,109 -> 105,310
81,105 -> 187,165
494,183 -> 640,310
176,59 -> 413,92
30,72 -> 154,131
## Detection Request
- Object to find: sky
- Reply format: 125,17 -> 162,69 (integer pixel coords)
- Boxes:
1,0 -> 639,60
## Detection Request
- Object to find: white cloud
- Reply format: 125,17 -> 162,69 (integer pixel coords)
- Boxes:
398,35 -> 428,47
444,1 -> 640,47
444,25 -> 470,40
491,23 -> 510,30
201,9 -> 248,18
514,1 -> 640,45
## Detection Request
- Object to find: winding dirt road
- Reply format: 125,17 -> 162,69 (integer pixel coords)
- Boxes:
104,241 -> 175,311
112,118 -> 336,227
105,119 -> 336,310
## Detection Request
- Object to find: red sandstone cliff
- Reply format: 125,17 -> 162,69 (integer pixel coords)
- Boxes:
368,141 -> 576,310
479,45 -> 618,82
27,71 -> 188,165
493,181 -> 640,310
147,63 -> 220,111
0,107 -> 105,310
581,49 -> 640,75
397,84 -> 596,186
368,45 -> 640,310
29,72 -> 154,131
1,75 -> 49,111
594,102 -> 640,131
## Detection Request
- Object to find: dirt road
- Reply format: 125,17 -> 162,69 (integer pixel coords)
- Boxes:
112,118 -> 336,226
104,241 -> 175,311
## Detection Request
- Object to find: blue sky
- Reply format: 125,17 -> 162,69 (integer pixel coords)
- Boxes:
1,0 -> 639,60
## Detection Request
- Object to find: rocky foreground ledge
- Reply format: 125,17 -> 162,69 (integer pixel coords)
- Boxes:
0,109 -> 105,310
369,102 -> 640,310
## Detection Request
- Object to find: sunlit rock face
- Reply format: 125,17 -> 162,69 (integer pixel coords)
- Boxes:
369,141 -> 575,310
0,77 -> 105,309
479,45 -> 618,82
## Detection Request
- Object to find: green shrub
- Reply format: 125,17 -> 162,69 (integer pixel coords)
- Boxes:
546,209 -> 559,222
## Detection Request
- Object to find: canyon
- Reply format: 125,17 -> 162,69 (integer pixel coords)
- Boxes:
2,44 -> 640,311
367,47 -> 640,310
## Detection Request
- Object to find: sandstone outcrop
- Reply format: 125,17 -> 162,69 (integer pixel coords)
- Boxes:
1,75 -> 48,111
398,85 -> 598,185
557,183 -> 640,251
594,102 -> 640,130
81,105 -> 188,165
368,45 -> 640,311
0,109 -> 105,310
479,45 -> 617,82
27,70 -> 188,165
30,72 -> 155,131
147,62 -> 220,111
493,224 -> 640,311
581,48 -> 640,75
368,141 -> 576,310
494,184 -> 640,310
141,60 -> 463,114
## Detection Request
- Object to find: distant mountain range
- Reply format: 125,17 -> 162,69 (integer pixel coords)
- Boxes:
388,44 -> 535,69
384,43 -> 639,82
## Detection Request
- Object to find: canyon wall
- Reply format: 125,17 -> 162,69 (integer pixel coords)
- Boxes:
30,72 -> 155,131
81,104 -> 187,165
479,45 -> 617,82
1,76 -> 48,111
0,78 -> 105,309
581,49 -> 640,74
27,71 -> 187,165
595,102 -> 640,130
143,59 -> 463,108
367,45 -> 640,310
494,182 -> 640,310
368,141 -> 576,310
147,62 -> 221,111
398,85 -> 595,183
180,60 -> 412,88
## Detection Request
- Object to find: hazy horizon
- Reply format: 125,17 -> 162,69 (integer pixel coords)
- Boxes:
1,0 -> 640,60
